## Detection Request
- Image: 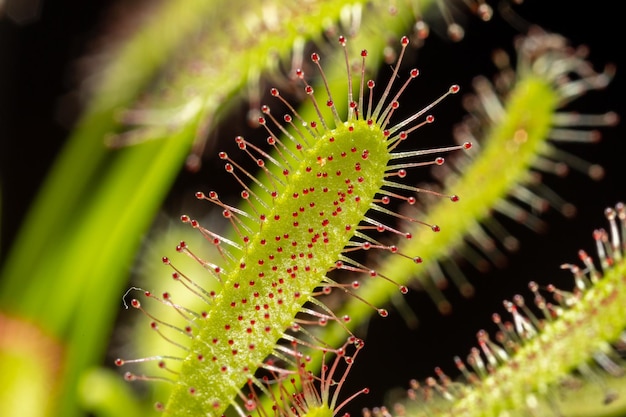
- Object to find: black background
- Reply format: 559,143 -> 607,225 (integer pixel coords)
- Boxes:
1,0 -> 625,415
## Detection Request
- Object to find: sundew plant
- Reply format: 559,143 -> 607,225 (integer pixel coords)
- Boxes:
0,1 -> 624,417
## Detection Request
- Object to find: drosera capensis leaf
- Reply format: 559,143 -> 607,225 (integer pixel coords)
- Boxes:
315,26 -> 618,356
115,35 -> 469,417
104,3 -> 495,414
381,201 -> 626,417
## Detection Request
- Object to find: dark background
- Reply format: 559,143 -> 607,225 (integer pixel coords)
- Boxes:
1,0 -> 625,415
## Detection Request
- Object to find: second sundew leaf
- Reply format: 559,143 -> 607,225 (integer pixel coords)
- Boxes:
392,202 -> 626,417
117,36 -> 468,417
